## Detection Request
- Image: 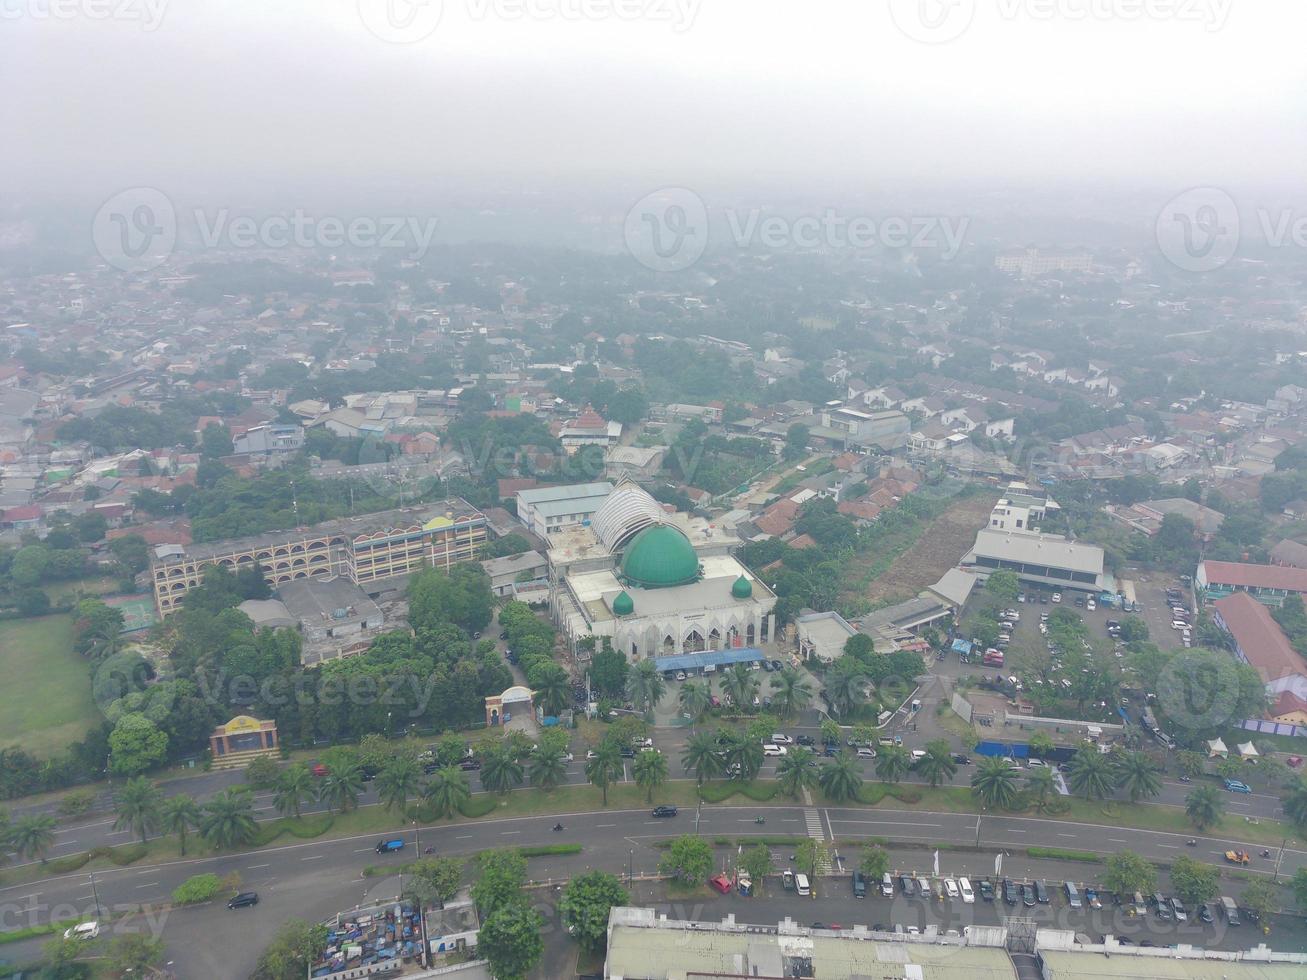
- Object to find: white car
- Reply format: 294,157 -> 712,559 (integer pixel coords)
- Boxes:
1051,592 -> 1062,603
1086,599 -> 1096,611
64,922 -> 99,941
856,747 -> 877,760
762,744 -> 787,756
959,876 -> 975,903
675,671 -> 686,681
917,876 -> 931,897
944,878 -> 960,899
770,733 -> 793,744
1171,620 -> 1189,630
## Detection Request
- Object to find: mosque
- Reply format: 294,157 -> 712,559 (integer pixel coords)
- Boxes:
546,480 -> 778,662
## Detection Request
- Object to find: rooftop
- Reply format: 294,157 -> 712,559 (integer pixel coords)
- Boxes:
1201,560 -> 1307,593
966,528 -> 1104,576
515,481 -> 613,505
278,577 -> 383,625
1212,591 -> 1307,684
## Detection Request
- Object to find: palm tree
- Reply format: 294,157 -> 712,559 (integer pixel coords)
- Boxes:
625,659 -> 666,714
159,794 -> 201,856
584,742 -> 624,806
533,669 -> 571,718
875,745 -> 911,784
529,743 -> 569,791
114,776 -> 163,844
1114,751 -> 1161,803
376,756 -> 424,812
769,668 -> 813,720
681,731 -> 725,787
1025,766 -> 1056,812
273,763 -> 314,819
633,750 -> 669,803
971,757 -> 1019,810
777,747 -> 818,799
480,747 -> 525,796
721,664 -> 759,710
423,766 -> 470,819
724,731 -> 764,781
9,815 -> 56,863
1185,785 -> 1225,831
1283,776 -> 1307,835
318,762 -> 365,813
916,740 -> 957,788
678,680 -> 710,719
200,788 -> 258,849
1068,748 -> 1114,801
818,753 -> 864,802
824,662 -> 866,717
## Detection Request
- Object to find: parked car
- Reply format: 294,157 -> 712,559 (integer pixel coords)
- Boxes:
1171,897 -> 1188,922
651,805 -> 678,817
899,875 -> 915,896
63,922 -> 99,941
1051,593 -> 1062,603
762,744 -> 787,757
796,734 -> 815,746
1021,883 -> 1036,907
881,872 -> 894,896
943,878 -> 960,899
709,873 -> 732,894
228,892 -> 259,910
978,878 -> 995,902
1034,879 -> 1048,904
856,747 -> 877,760
917,876 -> 931,898
1199,903 -> 1214,924
782,870 -> 795,892
852,871 -> 867,898
1002,879 -> 1018,905
770,733 -> 793,744
1153,893 -> 1173,920
959,877 -> 974,903
1223,779 -> 1252,794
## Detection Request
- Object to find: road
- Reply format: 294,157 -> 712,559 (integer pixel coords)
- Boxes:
1,803 -> 1303,977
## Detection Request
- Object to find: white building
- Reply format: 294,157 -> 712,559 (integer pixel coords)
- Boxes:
515,481 -> 614,538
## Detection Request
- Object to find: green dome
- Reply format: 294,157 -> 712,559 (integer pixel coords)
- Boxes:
620,524 -> 701,589
731,574 -> 753,599
612,590 -> 634,616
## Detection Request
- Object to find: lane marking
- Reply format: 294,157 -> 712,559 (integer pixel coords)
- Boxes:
301,855 -> 325,861
597,824 -> 616,828
501,831 -> 520,836
135,881 -> 159,889
1157,844 -> 1179,849
246,864 -> 270,869
1109,839 -> 1128,844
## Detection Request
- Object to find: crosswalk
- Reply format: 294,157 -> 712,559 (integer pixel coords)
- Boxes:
804,808 -> 825,840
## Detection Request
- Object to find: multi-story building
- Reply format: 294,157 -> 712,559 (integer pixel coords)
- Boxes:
150,500 -> 486,615
515,482 -> 613,538
1197,560 -> 1307,607
819,406 -> 910,450
994,248 -> 1093,276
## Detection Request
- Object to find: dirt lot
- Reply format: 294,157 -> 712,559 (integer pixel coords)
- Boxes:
864,492 -> 999,605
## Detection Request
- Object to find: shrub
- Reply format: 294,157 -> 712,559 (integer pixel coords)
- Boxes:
1026,846 -> 1100,863
48,853 -> 91,874
519,844 -> 582,857
172,873 -> 223,905
57,789 -> 97,819
459,797 -> 497,818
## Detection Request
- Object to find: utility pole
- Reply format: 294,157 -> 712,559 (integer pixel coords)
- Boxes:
89,871 -> 102,920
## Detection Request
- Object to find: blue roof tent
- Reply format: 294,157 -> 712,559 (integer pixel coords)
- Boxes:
652,648 -> 767,672
973,740 -> 1030,759
951,638 -> 973,655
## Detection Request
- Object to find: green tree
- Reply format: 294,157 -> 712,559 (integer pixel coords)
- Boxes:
405,856 -> 464,908
1289,867 -> 1307,912
983,569 -> 1020,603
625,658 -> 666,714
1104,850 -> 1156,896
1067,747 -> 1114,801
723,731 -> 764,781
317,762 -> 365,813
590,644 -> 629,697
824,658 -> 866,717
1185,785 -> 1225,831
108,713 -> 169,775
777,747 -> 818,799
244,755 -> 282,790
1115,751 -> 1162,803
528,743 -> 569,791
658,834 -> 713,884
113,775 -> 163,845
769,667 -> 813,720
678,680 -> 711,719
559,870 -> 630,953
1282,776 -> 1307,835
794,838 -> 830,881
1175,750 -> 1207,780
818,752 -> 864,803
1027,731 -> 1055,759
916,739 -> 957,788
971,757 -> 1020,810
860,844 -> 890,880
273,763 -> 314,819
9,814 -> 56,863
200,788 -> 258,849
740,843 -> 774,888
160,793 -> 202,856
1169,855 -> 1220,907
107,933 -> 165,975
251,919 -> 329,980
423,766 -> 471,819
1026,765 -> 1056,812
480,746 -> 525,796
471,847 -> 528,916
1241,878 -> 1278,925
784,423 -> 810,460
585,742 -> 624,806
875,745 -> 911,784
721,663 -> 759,711
479,903 -> 544,980
682,731 -> 724,787
820,718 -> 842,745
200,422 -> 234,459
376,756 -> 424,812
531,664 -> 571,718
633,749 -> 669,803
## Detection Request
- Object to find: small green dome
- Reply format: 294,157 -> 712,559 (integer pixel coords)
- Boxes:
612,590 -> 634,616
731,574 -> 753,599
620,524 -> 701,589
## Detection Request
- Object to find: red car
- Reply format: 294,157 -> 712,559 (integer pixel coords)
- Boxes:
709,874 -> 732,894
1288,756 -> 1303,769
311,763 -> 328,777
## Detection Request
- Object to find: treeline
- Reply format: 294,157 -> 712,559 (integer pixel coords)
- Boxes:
56,394 -> 249,452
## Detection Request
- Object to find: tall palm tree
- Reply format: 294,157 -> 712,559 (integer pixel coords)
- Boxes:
529,743 -> 569,791
1283,776 -> 1307,835
159,794 -> 201,856
584,742 -> 624,806
114,776 -> 163,845
824,662 -> 866,717
681,731 -> 725,787
1185,785 -> 1225,831
916,740 -> 957,788
1068,748 -> 1114,801
273,763 -> 315,819
1114,751 -> 1162,803
625,659 -> 666,714
1025,766 -> 1056,812
479,747 -> 525,796
721,664 -> 759,710
769,668 -> 813,721
875,745 -> 911,784
678,680 -> 710,719
376,756 -> 424,813
200,788 -> 258,850
724,732 -> 764,781
633,750 -> 669,803
818,752 -> 864,802
971,757 -> 1019,810
777,747 -> 818,799
9,815 -> 56,864
423,766 -> 471,819
533,669 -> 571,718
318,762 -> 365,813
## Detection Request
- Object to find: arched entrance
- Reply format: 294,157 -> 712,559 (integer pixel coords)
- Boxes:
684,629 -> 705,653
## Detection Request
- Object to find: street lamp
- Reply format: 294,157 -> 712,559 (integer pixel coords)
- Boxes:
89,871 -> 102,920
1273,837 -> 1296,883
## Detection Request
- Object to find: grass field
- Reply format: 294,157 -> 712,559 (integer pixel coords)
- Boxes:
0,614 -> 101,756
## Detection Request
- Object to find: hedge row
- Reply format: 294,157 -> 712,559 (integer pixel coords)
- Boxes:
47,842 -> 148,875
699,781 -> 778,803
1026,846 -> 1101,863
0,920 -> 74,946
251,815 -> 334,847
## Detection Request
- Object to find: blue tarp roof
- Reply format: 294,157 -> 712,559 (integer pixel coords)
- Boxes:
974,740 -> 1030,759
951,638 -> 973,654
654,647 -> 767,672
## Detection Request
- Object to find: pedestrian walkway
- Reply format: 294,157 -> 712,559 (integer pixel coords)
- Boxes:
804,808 -> 825,840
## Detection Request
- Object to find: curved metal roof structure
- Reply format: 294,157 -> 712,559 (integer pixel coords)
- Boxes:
591,478 -> 667,552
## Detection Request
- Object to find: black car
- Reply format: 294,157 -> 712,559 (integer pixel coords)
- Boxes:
823,746 -> 838,757
852,871 -> 867,898
423,762 -> 441,774
761,660 -> 774,672
978,879 -> 995,902
651,805 -> 678,818
1199,903 -> 1214,924
459,759 -> 481,771
796,734 -> 815,746
228,892 -> 259,909
620,747 -> 635,758
1002,879 -> 1018,905
899,875 -> 915,896
1021,883 -> 1036,907
498,630 -> 509,640
952,753 -> 971,765
770,660 -> 783,671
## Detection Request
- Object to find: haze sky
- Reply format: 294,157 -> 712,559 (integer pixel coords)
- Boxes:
3,0 -> 1305,208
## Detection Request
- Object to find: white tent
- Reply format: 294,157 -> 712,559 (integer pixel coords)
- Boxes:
1237,741 -> 1260,758
1207,738 -> 1228,758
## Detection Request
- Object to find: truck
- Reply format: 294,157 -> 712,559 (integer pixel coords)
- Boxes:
1224,850 -> 1250,866
375,838 -> 406,854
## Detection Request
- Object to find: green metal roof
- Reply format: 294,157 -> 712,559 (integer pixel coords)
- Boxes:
620,524 -> 700,589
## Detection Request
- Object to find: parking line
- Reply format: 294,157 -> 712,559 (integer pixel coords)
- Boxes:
302,855 -> 325,861
597,824 -> 616,828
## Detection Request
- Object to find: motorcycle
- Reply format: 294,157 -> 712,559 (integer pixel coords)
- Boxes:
754,816 -> 766,825
424,846 -> 435,855
1261,849 -> 1271,858
1185,839 -> 1196,847
553,823 -> 565,832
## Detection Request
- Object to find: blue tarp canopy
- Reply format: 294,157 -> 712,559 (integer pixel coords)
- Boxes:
974,740 -> 1030,759
951,638 -> 973,655
653,647 -> 767,672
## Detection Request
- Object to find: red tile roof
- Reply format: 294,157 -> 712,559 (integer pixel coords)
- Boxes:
2,505 -> 42,522
1203,560 -> 1307,593
1271,689 -> 1307,720
788,533 -> 818,550
755,498 -> 800,537
1212,591 -> 1307,685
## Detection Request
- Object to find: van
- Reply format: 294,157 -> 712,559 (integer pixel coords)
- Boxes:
1131,892 -> 1147,917
375,838 -> 405,854
852,870 -> 867,898
795,873 -> 811,896
881,872 -> 894,897
1220,895 -> 1240,926
1033,879 -> 1048,904
1064,881 -> 1081,909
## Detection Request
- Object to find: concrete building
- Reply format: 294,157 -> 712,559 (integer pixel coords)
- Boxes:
1211,591 -> 1307,707
515,481 -> 614,539
988,483 -> 1060,533
962,528 -> 1106,593
795,610 -> 859,663
820,406 -> 910,450
479,550 -> 548,597
604,445 -> 666,482
559,405 -> 622,454
278,577 -> 385,664
1197,560 -> 1307,607
150,500 -> 486,615
232,423 -> 305,456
